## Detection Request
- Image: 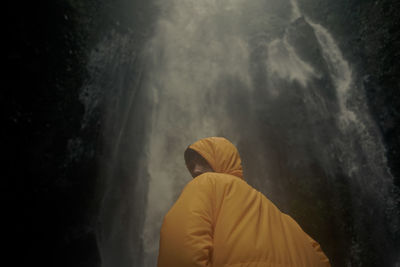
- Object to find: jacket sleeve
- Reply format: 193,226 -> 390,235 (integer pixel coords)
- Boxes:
157,176 -> 214,267
306,234 -> 331,267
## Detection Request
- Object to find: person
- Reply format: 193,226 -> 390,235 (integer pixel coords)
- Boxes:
157,137 -> 330,267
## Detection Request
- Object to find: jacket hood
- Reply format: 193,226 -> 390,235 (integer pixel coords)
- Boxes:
188,137 -> 244,180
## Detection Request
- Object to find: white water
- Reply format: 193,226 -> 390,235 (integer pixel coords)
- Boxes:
290,0 -> 302,21
289,0 -> 357,128
267,37 -> 318,88
308,20 -> 358,128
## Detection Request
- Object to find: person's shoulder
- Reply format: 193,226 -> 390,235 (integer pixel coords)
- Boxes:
180,173 -> 218,195
194,172 -> 248,187
187,172 -> 217,187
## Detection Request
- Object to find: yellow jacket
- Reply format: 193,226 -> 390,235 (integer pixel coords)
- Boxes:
158,137 -> 330,267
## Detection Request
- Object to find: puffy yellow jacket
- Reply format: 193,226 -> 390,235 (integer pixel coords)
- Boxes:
158,137 -> 330,267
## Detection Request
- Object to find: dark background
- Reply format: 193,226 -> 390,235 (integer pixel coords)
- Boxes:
4,0 -> 399,266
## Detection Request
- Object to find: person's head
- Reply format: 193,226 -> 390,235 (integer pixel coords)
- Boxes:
184,137 -> 244,180
184,148 -> 214,178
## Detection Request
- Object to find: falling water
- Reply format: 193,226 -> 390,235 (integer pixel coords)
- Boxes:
141,1 -> 252,265
84,0 -> 400,266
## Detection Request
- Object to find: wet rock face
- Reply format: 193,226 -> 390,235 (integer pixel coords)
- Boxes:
359,1 -> 400,185
5,1 -> 102,266
4,1 -> 139,266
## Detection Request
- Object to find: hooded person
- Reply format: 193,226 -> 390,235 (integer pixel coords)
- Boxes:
157,137 -> 330,267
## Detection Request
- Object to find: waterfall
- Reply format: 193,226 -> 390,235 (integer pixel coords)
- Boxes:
307,20 -> 357,127
89,0 -> 400,266
141,1 -> 252,266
